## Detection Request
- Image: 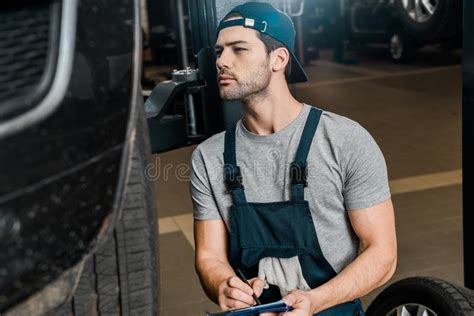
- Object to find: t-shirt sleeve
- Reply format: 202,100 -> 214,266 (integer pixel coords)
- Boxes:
189,147 -> 222,220
342,123 -> 391,210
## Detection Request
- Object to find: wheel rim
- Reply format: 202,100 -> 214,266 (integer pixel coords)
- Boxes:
390,34 -> 404,60
401,0 -> 438,23
387,303 -> 438,316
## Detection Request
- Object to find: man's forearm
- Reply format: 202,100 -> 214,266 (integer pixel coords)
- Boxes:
308,245 -> 397,314
196,257 -> 236,304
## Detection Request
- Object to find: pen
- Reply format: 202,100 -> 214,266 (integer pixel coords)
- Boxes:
236,269 -> 262,306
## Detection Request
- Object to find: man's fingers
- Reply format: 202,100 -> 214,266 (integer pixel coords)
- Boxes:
282,293 -> 297,306
219,299 -> 249,311
281,290 -> 312,316
227,276 -> 253,295
224,287 -> 255,306
218,275 -> 260,310
249,277 -> 265,297
281,293 -> 299,315
228,299 -> 251,310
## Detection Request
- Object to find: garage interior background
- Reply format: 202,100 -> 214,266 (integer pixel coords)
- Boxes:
140,0 -> 465,315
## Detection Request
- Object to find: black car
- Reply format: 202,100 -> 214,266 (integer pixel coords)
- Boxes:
316,0 -> 463,62
0,0 -> 159,314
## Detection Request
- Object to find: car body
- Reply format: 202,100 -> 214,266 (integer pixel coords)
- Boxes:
0,1 -> 159,314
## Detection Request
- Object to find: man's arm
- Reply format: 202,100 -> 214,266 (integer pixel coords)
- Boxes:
194,219 -> 264,310
194,219 -> 234,303
283,198 -> 397,315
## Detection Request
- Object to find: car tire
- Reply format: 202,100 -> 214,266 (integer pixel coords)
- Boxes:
395,0 -> 462,41
389,33 -> 416,63
53,102 -> 159,316
367,277 -> 474,316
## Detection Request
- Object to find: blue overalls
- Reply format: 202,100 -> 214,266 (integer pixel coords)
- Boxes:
223,107 -> 365,315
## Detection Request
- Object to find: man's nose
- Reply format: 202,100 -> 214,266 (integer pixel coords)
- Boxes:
216,49 -> 230,71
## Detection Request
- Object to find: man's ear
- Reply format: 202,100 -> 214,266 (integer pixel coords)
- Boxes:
271,47 -> 290,73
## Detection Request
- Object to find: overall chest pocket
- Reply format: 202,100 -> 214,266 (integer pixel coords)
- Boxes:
230,200 -> 314,267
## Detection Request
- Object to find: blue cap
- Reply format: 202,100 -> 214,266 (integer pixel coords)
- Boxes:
216,2 -> 308,84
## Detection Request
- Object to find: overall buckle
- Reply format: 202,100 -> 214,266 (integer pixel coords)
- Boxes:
225,166 -> 244,191
290,163 -> 307,187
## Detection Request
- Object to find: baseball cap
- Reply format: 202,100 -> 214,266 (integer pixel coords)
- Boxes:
216,2 -> 308,84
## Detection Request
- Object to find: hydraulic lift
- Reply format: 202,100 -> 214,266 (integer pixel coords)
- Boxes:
144,0 -> 308,154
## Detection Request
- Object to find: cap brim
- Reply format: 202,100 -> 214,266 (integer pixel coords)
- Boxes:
288,51 -> 308,84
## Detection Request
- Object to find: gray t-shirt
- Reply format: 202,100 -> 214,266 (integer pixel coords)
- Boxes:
190,104 -> 390,273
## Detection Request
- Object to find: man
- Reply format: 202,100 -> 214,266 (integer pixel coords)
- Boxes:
190,3 -> 397,315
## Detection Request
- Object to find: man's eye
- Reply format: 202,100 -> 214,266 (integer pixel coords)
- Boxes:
215,50 -> 222,56
233,47 -> 246,52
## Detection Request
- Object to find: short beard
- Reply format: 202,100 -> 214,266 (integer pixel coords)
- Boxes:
219,58 -> 271,102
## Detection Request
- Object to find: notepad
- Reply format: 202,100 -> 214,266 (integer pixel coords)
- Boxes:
205,300 -> 293,315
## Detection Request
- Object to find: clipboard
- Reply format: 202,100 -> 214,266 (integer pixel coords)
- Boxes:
205,300 -> 293,315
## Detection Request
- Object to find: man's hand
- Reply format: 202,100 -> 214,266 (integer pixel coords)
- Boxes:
218,276 -> 265,310
280,289 -> 313,316
259,289 -> 313,316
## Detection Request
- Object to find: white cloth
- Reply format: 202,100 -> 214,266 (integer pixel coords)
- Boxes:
258,256 -> 311,297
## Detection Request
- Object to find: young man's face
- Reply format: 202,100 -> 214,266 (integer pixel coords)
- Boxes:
215,25 -> 272,101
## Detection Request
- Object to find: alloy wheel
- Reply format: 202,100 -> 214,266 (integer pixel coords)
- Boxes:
387,303 -> 437,316
390,34 -> 404,60
401,0 -> 438,23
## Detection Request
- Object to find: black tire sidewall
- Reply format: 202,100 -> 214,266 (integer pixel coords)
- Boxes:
367,277 -> 472,316
369,284 -> 454,315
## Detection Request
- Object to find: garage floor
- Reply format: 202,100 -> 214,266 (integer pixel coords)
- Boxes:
151,47 -> 463,315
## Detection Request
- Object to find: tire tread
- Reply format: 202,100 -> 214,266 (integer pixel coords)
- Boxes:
55,100 -> 159,316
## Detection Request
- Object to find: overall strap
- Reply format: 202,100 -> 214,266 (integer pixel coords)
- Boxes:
291,107 -> 322,201
224,124 -> 247,206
